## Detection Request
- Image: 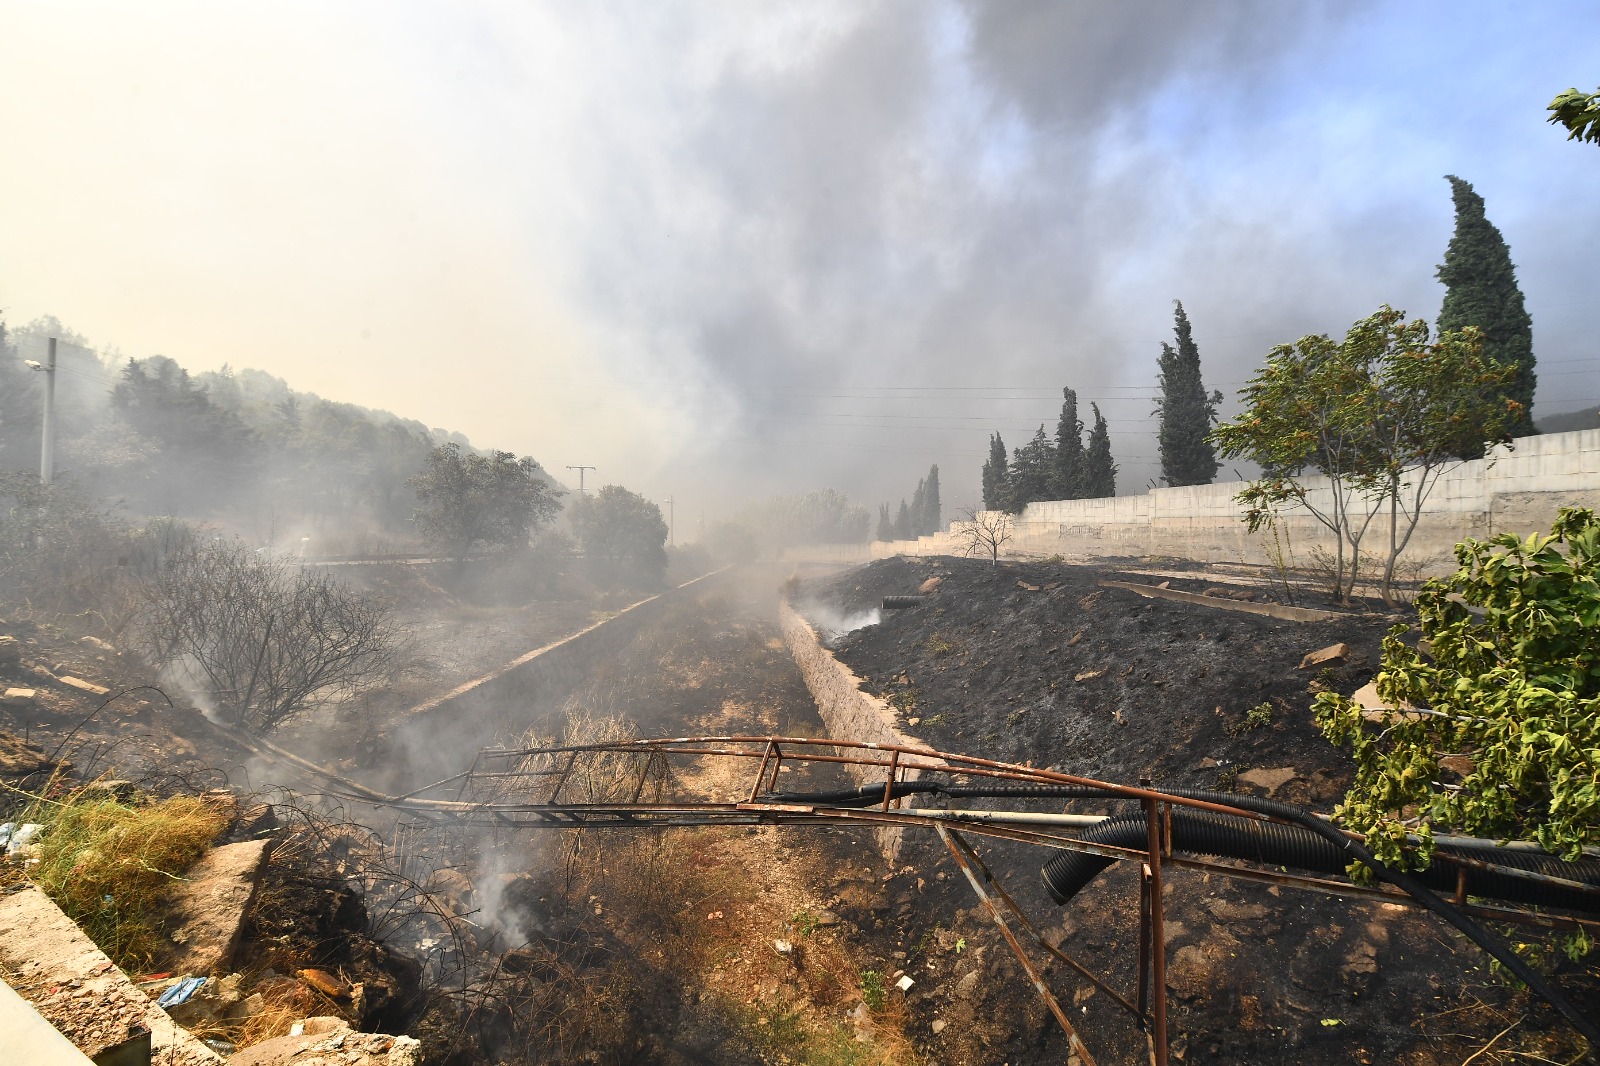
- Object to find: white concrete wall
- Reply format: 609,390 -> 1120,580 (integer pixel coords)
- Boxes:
874,428 -> 1600,572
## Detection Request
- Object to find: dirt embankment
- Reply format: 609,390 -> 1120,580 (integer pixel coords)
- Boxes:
794,555 -> 1597,1066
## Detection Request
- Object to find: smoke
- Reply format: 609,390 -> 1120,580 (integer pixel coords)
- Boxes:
800,600 -> 881,647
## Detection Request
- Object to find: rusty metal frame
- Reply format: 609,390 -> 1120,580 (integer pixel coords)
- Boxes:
350,734 -> 1600,1065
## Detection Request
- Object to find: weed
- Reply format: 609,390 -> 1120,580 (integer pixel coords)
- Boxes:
792,907 -> 820,937
922,714 -> 945,726
925,633 -> 956,657
3,781 -> 226,970
859,968 -> 887,1012
1226,701 -> 1275,736
1214,766 -> 1241,792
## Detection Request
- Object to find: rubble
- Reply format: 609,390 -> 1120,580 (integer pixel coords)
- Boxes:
226,1016 -> 421,1066
1299,642 -> 1351,670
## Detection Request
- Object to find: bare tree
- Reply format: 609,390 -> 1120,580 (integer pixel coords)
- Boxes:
137,539 -> 405,733
954,507 -> 1013,567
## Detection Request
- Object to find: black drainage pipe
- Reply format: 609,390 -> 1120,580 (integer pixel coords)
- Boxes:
882,595 -> 931,610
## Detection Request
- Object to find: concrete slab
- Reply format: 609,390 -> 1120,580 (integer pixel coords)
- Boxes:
0,885 -> 222,1065
158,839 -> 275,977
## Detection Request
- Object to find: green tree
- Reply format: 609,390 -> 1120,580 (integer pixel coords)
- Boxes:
981,432 -> 1009,511
1053,388 -> 1084,499
894,498 -> 913,539
1006,425 -> 1056,513
1548,86 -> 1600,145
409,443 -> 563,562
1155,301 -> 1222,486
922,464 -> 941,535
1213,307 -> 1519,605
876,503 -> 893,541
1315,508 -> 1600,870
1080,404 -> 1116,499
1437,175 -> 1535,437
569,484 -> 669,587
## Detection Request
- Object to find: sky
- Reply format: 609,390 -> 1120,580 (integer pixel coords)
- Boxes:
2,1 -> 1596,523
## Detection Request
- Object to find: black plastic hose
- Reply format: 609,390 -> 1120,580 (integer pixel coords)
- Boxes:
882,595 -> 931,609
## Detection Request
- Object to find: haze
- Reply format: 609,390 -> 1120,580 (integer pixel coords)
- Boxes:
2,1 -> 1596,518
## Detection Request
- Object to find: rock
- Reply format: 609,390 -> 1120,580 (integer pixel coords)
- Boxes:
237,802 -> 278,837
895,974 -> 914,991
58,675 -> 111,696
0,636 -> 21,665
427,868 -> 476,916
1,687 -> 37,709
773,939 -> 794,955
79,636 -> 116,653
918,577 -> 943,594
954,969 -> 980,998
199,789 -> 241,833
1438,754 -> 1474,777
1299,643 -> 1350,670
930,1019 -> 947,1034
1198,757 -> 1219,769
228,1017 -> 416,1066
0,729 -> 55,776
1236,767 -> 1296,796
158,839 -> 275,977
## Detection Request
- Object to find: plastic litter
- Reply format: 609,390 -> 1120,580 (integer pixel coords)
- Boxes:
2,823 -> 43,857
156,976 -> 206,1008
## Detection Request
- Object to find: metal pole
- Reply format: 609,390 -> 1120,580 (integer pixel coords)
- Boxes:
41,338 -> 57,485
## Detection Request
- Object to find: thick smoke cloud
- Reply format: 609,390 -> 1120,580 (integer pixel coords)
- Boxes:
2,2 -> 1594,521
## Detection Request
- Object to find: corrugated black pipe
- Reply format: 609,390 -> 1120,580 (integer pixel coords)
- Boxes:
881,595 -> 931,609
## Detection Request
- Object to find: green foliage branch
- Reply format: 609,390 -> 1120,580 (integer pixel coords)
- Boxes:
1314,508 -> 1600,872
1548,87 -> 1600,145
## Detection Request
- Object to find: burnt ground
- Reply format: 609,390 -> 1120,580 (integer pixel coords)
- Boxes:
795,554 -> 1598,1066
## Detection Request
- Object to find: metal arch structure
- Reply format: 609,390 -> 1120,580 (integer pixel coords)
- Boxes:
347,735 -> 1600,1066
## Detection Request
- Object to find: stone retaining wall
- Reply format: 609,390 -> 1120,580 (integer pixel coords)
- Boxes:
875,428 -> 1600,572
778,600 -> 935,862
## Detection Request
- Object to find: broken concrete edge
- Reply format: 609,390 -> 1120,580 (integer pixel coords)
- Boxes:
0,978 -> 96,1065
778,599 -> 947,864
0,885 -> 224,1065
1097,579 -> 1342,623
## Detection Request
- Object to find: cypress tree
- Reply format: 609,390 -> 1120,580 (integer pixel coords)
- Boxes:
1081,403 -> 1117,498
981,433 -> 1009,510
894,499 -> 913,539
1437,175 -> 1536,435
922,465 -> 941,534
876,503 -> 892,541
909,478 -> 927,535
1054,387 -> 1084,499
1155,301 -> 1222,485
1007,425 -> 1056,512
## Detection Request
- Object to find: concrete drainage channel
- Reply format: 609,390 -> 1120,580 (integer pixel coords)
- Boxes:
778,599 -> 940,862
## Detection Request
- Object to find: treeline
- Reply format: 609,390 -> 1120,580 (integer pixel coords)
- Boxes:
876,465 -> 941,540
0,316 -> 476,549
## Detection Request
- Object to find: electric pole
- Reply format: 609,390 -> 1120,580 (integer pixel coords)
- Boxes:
25,338 -> 56,485
664,496 -> 675,546
566,465 -> 595,496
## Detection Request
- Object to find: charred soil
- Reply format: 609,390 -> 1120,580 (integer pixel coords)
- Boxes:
794,555 -> 1597,1066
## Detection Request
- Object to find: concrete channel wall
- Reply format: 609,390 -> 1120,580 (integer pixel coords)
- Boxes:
873,427 -> 1600,571
395,570 -> 725,781
779,600 -> 935,862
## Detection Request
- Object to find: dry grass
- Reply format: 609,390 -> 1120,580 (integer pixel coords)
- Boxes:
2,779 -> 225,970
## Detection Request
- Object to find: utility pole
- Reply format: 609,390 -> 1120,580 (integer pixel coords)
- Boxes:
24,338 -> 57,485
663,496 -> 675,546
566,465 -> 595,496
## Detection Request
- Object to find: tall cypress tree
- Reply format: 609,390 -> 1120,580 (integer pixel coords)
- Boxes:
922,465 -> 941,534
894,499 -> 913,539
1155,301 -> 1223,485
909,478 -> 927,535
1081,403 -> 1117,498
876,503 -> 892,541
1437,175 -> 1536,435
1007,425 -> 1056,512
981,433 -> 1009,510
1054,387 -> 1084,499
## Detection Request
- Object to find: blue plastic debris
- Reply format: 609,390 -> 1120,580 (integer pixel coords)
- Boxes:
156,976 -> 207,1008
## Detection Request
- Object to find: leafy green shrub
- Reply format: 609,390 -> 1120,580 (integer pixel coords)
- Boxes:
1315,508 -> 1600,868
859,969 -> 886,1012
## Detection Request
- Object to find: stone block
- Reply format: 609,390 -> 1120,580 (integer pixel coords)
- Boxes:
58,676 -> 111,697
158,839 -> 275,977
